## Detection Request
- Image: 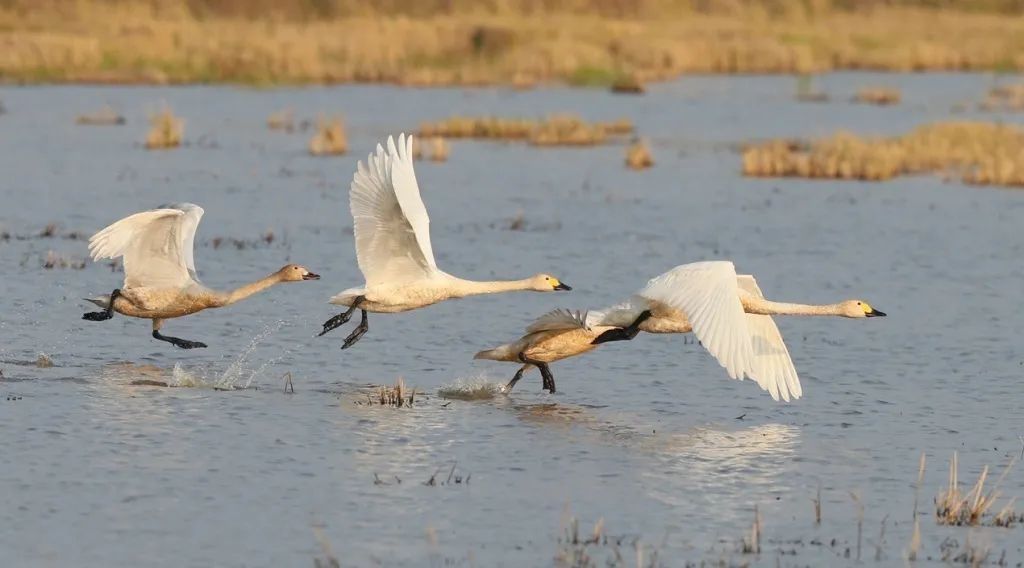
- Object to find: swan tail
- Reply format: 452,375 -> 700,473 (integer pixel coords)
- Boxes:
84,295 -> 111,309
474,344 -> 517,362
328,287 -> 366,306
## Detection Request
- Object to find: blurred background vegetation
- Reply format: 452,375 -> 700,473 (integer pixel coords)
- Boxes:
1,0 -> 1023,85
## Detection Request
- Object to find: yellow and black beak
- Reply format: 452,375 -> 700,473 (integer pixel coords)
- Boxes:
303,272 -> 321,281
554,281 -> 572,291
866,307 -> 885,317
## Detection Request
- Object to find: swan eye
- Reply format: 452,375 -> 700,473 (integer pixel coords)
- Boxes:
857,302 -> 862,305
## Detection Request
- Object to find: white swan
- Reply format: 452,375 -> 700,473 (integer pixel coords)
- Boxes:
474,308 -> 652,393
83,203 -> 320,349
319,133 -> 571,349
587,261 -> 886,401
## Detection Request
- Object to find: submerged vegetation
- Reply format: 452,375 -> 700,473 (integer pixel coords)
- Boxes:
3,1 -> 1024,86
75,105 -> 125,125
935,452 -> 1021,527
358,377 -> 417,407
853,87 -> 902,106
625,139 -> 654,169
742,122 -> 1024,187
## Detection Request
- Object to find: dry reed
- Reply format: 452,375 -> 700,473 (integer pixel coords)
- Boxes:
935,451 -> 1019,527
610,73 -> 645,95
144,108 -> 183,149
308,117 -> 347,156
419,115 -> 633,147
854,87 -> 902,105
743,121 -> 1024,187
428,136 -> 449,162
625,139 -> 654,169
362,377 -> 416,407
2,2 -> 1024,86
75,105 -> 124,125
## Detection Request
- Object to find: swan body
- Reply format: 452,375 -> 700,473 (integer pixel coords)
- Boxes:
475,308 -> 651,393
586,261 -> 885,401
83,203 -> 319,349
321,133 -> 570,348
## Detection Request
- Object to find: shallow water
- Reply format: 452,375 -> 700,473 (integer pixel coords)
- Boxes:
2,73 -> 1023,566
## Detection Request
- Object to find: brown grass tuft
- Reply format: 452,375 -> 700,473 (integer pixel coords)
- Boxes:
428,136 -> 449,162
418,115 -> 633,146
610,73 -> 645,95
361,377 -> 417,407
743,121 -> 1024,187
854,87 -> 902,106
625,139 -> 654,169
979,83 -> 1024,111
308,117 -> 347,156
144,107 -> 183,149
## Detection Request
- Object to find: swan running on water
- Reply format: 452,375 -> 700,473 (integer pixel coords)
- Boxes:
83,203 -> 320,349
477,261 -> 885,399
320,133 -> 571,349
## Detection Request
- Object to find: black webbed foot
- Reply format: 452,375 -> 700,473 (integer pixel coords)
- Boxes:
319,311 -> 354,337
153,331 -> 207,349
340,310 -> 369,350
82,311 -> 113,321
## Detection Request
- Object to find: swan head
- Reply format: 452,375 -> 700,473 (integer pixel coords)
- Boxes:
839,300 -> 886,318
278,264 -> 321,282
531,274 -> 572,292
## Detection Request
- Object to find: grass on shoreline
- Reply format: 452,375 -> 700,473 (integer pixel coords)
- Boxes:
742,122 -> 1024,187
3,2 -> 1024,86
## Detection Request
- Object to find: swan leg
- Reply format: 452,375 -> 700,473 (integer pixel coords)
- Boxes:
82,289 -> 121,321
590,309 -> 653,345
318,295 -> 364,337
505,364 -> 533,392
340,310 -> 369,350
151,319 -> 207,349
518,353 -> 556,393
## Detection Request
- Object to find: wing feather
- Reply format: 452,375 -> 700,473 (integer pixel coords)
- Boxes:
88,204 -> 203,289
737,275 -> 802,401
349,133 -> 438,286
526,309 -> 590,333
638,261 -> 752,380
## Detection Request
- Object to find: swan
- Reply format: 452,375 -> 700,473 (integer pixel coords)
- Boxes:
82,203 -> 320,349
586,261 -> 886,401
474,308 -> 653,393
319,133 -> 571,349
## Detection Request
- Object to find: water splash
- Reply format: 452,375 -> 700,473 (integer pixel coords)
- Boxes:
437,375 -> 507,400
214,319 -> 288,390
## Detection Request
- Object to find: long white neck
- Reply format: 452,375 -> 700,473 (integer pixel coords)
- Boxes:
215,272 -> 286,307
446,277 -> 536,298
742,297 -> 844,316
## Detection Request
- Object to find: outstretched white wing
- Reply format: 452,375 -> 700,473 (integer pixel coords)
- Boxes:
349,133 -> 438,286
526,309 -> 590,334
638,261 -> 753,382
88,203 -> 204,289
736,275 -> 801,401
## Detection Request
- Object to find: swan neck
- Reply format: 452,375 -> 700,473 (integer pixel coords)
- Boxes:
450,277 -> 533,297
220,272 -> 285,306
744,297 -> 840,316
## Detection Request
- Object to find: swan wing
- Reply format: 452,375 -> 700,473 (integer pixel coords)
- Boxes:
526,309 -> 590,333
88,204 -> 204,289
349,133 -> 437,286
736,275 -> 801,401
638,261 -> 752,380
586,297 -> 650,328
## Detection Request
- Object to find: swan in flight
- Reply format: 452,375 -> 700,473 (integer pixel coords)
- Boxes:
475,308 -> 653,393
319,133 -> 571,349
586,261 -> 886,401
83,203 -> 320,349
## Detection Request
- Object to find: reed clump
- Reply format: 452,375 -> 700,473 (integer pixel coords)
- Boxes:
428,136 -> 449,162
935,451 -> 1020,527
854,87 -> 902,106
75,105 -> 124,125
625,139 -> 654,169
743,122 -> 1024,187
308,117 -> 347,156
362,377 -> 417,407
418,115 -> 633,147
610,73 -> 645,95
144,108 -> 183,150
